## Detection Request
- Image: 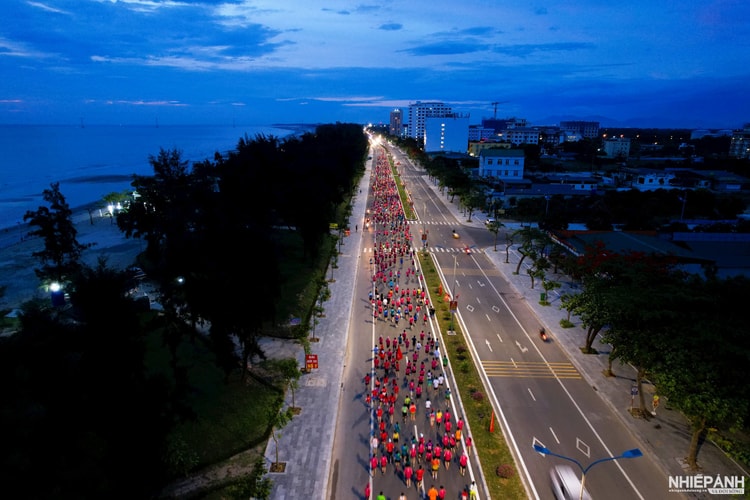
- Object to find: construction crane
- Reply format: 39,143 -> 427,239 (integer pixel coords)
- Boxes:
491,101 -> 509,119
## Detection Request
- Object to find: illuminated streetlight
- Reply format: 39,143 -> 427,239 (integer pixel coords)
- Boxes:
50,281 -> 65,307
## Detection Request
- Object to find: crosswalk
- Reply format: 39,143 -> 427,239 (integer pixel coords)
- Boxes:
362,246 -> 484,254
481,360 -> 581,379
406,220 -> 457,225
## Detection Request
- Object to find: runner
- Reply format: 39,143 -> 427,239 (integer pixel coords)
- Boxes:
403,462 -> 413,488
427,485 -> 439,500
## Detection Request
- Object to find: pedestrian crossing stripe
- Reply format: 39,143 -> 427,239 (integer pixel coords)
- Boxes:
481,360 -> 581,379
361,247 -> 484,254
406,220 -> 453,225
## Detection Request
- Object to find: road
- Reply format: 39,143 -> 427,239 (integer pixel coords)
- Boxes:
330,142 -> 672,500
330,146 -> 482,500
391,144 -> 671,500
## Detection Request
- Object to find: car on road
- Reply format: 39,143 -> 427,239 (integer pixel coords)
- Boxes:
549,465 -> 592,500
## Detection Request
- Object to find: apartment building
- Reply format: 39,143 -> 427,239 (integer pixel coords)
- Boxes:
478,149 -> 525,182
389,109 -> 403,137
406,101 -> 453,140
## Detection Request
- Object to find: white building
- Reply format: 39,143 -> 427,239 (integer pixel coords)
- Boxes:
631,169 -> 676,190
503,127 -> 541,146
478,149 -> 525,182
602,137 -> 631,159
424,115 -> 470,153
406,101 -> 453,140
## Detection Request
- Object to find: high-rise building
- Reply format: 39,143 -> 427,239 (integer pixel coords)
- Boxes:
729,124 -> 750,159
407,101 -> 453,140
389,109 -> 403,137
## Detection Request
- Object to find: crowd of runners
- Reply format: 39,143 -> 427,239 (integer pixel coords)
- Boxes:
363,151 -> 478,500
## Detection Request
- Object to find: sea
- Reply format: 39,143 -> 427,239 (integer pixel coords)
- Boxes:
0,123 -> 306,229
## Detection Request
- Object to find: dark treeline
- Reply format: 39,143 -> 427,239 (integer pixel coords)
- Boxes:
0,123 -> 369,499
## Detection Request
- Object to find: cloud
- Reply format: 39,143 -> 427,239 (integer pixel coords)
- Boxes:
0,36 -> 57,59
321,7 -> 351,15
492,42 -> 595,57
379,23 -> 402,31
400,40 -> 490,56
26,1 -> 72,15
104,99 -> 188,107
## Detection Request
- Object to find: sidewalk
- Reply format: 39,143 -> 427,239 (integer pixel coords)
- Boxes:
262,161 -> 373,499
431,183 -> 749,500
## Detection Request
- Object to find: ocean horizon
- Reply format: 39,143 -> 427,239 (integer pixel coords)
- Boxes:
0,123 -> 309,229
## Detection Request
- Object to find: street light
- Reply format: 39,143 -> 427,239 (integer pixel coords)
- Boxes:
50,281 -> 65,307
448,254 -> 458,333
533,444 -> 643,500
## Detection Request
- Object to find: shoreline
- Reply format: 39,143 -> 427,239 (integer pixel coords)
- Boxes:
0,199 -> 111,250
0,203 -> 143,311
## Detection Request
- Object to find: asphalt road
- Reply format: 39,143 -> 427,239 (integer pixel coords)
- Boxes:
330,147 -> 483,500
394,146 -> 671,500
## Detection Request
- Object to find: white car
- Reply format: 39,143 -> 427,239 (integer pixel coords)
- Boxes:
549,465 -> 592,500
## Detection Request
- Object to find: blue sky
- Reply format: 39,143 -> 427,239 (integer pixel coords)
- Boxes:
2,0 -> 749,129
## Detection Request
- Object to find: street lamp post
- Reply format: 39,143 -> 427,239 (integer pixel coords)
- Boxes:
533,444 -> 643,500
448,254 -> 458,333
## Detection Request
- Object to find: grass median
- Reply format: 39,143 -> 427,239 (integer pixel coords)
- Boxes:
418,242 -> 526,499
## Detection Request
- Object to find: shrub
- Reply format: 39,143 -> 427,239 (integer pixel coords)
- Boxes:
496,464 -> 515,478
471,391 -> 484,402
560,318 -> 574,328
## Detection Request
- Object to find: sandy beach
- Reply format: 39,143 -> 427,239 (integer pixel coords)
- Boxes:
0,206 -> 143,311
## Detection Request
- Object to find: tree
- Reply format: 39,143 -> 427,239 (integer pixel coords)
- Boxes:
597,252 -> 683,414
561,243 -> 668,355
1,260 -> 174,498
651,276 -> 750,469
269,401 -> 294,471
540,277 -> 561,306
275,357 -> 302,411
512,227 -> 549,277
462,188 -> 486,222
486,220 -> 503,252
504,230 -> 515,264
24,182 -> 90,285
